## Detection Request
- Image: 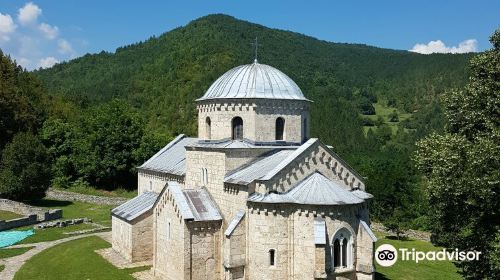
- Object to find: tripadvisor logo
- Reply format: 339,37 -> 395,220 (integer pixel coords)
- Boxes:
375,244 -> 481,267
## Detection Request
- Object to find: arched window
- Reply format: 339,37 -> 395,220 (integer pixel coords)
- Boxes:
302,117 -> 308,142
332,228 -> 353,270
275,117 -> 285,140
269,249 -> 276,266
232,117 -> 243,140
205,117 -> 211,140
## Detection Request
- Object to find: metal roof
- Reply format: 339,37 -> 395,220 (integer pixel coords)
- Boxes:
360,220 -> 377,242
224,150 -> 295,185
168,182 -> 195,220
183,189 -> 223,222
168,182 -> 222,222
197,62 -> 309,101
259,138 -> 317,181
224,209 -> 245,237
314,218 -> 326,245
248,172 -> 364,205
111,192 -> 159,221
139,134 -> 198,175
351,190 -> 374,200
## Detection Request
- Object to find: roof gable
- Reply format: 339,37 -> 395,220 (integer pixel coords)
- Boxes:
112,192 -> 159,221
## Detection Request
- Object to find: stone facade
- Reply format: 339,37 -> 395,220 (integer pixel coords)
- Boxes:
111,61 -> 375,280
112,212 -> 153,262
197,99 -> 309,143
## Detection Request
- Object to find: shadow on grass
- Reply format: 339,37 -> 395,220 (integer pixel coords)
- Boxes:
375,272 -> 391,280
28,199 -> 73,208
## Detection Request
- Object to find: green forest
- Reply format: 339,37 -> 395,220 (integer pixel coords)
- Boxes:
0,14 -> 497,278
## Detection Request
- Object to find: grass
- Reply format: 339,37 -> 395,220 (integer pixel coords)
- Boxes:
0,210 -> 23,220
362,102 -> 413,135
0,264 -> 4,272
0,246 -> 34,259
374,231 -> 461,280
12,199 -> 113,244
53,185 -> 137,199
17,223 -> 100,244
29,199 -> 113,226
14,236 -> 150,280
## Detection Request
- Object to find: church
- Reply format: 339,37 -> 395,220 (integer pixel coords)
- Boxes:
110,58 -> 377,280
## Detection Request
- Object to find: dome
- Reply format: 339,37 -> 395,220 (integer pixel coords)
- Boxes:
197,62 -> 308,101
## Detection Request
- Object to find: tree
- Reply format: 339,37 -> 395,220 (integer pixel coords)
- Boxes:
388,110 -> 399,122
415,30 -> 500,279
0,132 -> 51,201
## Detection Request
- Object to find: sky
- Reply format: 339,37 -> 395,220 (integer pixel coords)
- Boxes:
0,0 -> 498,70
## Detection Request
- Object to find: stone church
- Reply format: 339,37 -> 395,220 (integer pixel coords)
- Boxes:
111,59 -> 376,280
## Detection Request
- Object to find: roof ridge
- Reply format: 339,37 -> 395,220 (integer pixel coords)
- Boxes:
139,134 -> 185,168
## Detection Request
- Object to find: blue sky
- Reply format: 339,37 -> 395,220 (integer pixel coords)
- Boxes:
0,0 -> 498,69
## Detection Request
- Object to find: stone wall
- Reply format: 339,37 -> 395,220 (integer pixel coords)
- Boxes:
197,99 -> 309,143
185,150 -> 250,225
246,202 -> 372,280
137,169 -> 183,194
0,214 -> 37,231
224,213 -> 246,279
0,199 -> 62,231
187,221 -> 222,280
131,212 -> 154,262
259,142 -> 365,195
112,216 -> 133,261
46,189 -> 127,206
153,187 -> 187,280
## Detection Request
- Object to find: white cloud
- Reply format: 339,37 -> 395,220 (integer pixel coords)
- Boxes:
0,13 -> 17,42
38,56 -> 58,68
409,39 -> 478,54
38,22 -> 58,39
57,39 -> 73,54
18,2 -> 42,25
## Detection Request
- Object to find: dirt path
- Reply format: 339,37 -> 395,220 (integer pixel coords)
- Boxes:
0,231 -> 111,280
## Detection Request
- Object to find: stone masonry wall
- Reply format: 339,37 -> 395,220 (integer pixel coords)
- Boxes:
185,150 -> 249,225
187,221 -> 222,280
261,143 -> 365,195
112,216 -> 133,261
131,212 -> 154,262
153,187 -> 187,280
137,170 -> 183,194
197,99 -> 309,143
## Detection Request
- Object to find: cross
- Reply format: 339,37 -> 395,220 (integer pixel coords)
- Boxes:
250,37 -> 262,63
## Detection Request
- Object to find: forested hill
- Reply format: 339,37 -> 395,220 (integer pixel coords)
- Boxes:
35,14 -> 472,155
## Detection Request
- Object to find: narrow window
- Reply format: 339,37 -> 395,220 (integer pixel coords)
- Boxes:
333,239 -> 340,267
203,168 -> 208,185
275,117 -> 285,140
167,220 -> 171,240
232,117 -> 243,140
342,238 -> 347,267
269,249 -> 276,266
302,117 -> 308,142
205,117 -> 211,140
149,181 -> 152,191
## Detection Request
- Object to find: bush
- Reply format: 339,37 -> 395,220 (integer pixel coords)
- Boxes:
0,133 -> 51,201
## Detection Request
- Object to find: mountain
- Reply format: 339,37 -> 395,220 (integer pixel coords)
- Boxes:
34,14 -> 472,157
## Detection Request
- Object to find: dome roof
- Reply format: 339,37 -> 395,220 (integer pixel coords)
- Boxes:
197,62 -> 308,101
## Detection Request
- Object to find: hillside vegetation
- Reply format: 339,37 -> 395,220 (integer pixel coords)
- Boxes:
3,14 -> 475,230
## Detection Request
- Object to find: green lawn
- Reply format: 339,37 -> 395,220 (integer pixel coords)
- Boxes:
18,223 -> 101,244
0,210 -> 23,220
14,236 -> 149,280
13,199 -> 113,244
0,246 -> 34,259
374,232 -> 461,280
29,199 -> 113,226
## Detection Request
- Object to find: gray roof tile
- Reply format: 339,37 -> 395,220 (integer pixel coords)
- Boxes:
111,192 -> 159,221
351,190 -> 374,200
248,172 -> 364,205
139,134 -> 198,175
224,209 -> 245,237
